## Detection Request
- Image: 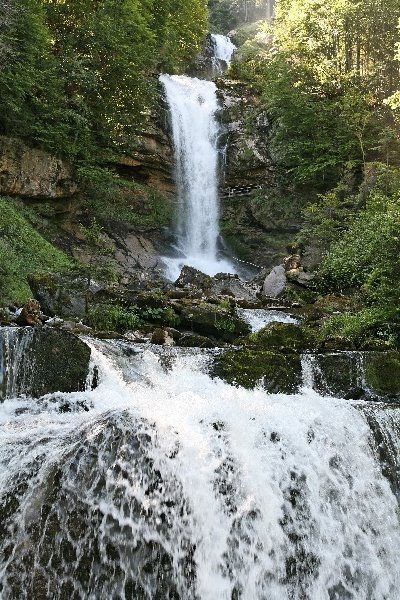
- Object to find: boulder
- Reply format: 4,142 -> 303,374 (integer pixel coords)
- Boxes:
211,272 -> 258,302
176,302 -> 250,342
175,266 -> 214,291
247,322 -> 315,352
151,328 -> 174,346
364,352 -> 400,398
0,327 -> 92,399
177,333 -> 216,348
262,265 -> 287,298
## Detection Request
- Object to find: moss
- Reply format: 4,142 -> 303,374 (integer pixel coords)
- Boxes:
0,197 -> 73,304
364,352 -> 400,397
179,303 -> 250,342
213,348 -> 302,392
247,323 -> 316,352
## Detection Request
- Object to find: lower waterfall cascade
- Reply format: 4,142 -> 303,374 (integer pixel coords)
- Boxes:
0,333 -> 400,599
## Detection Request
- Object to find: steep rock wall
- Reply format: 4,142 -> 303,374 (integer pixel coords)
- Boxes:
0,136 -> 78,199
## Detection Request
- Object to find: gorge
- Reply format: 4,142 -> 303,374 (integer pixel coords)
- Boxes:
0,1 -> 400,599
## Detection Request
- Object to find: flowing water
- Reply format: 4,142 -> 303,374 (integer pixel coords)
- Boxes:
1,335 -> 400,599
211,34 -> 236,70
160,35 -> 236,281
237,309 -> 299,332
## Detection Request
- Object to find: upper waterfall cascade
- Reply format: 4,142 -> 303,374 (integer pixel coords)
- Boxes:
160,34 -> 236,281
211,33 -> 236,66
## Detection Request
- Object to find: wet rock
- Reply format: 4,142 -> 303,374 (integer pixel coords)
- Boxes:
0,414 -> 194,598
364,352 -> 400,399
175,266 -> 214,291
15,299 -> 43,326
263,265 -> 287,298
151,328 -> 174,346
0,327 -> 91,399
247,322 -> 315,352
177,333 -> 216,348
177,302 -> 250,342
213,348 -> 302,393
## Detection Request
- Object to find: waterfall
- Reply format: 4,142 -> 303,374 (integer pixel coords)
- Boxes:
1,338 -> 400,599
160,34 -> 236,281
211,34 -> 236,67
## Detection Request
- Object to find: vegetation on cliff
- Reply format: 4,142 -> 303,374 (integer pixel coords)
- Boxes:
226,0 -> 400,347
0,0 -> 207,161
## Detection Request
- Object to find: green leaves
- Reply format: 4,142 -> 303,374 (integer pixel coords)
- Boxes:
0,0 -> 208,160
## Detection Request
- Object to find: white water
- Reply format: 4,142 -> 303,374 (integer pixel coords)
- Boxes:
1,339 -> 400,598
160,74 -> 234,281
237,309 -> 299,332
160,34 -> 238,282
211,34 -> 236,67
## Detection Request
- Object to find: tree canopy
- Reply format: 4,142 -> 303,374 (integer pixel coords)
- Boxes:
0,0 -> 208,160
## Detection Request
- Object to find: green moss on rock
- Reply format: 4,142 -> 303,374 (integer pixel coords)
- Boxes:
213,348 -> 302,392
247,323 -> 316,352
364,352 -> 400,397
0,198 -> 72,304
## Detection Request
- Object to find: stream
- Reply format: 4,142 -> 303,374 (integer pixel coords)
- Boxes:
0,333 -> 400,599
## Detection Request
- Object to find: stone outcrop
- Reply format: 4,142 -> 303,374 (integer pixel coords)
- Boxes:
0,136 -> 77,198
112,109 -> 174,194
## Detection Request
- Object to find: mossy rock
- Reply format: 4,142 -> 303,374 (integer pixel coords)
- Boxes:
213,348 -> 302,393
178,303 -> 250,342
0,327 -> 91,399
247,323 -> 316,352
178,333 -> 216,349
364,352 -> 400,398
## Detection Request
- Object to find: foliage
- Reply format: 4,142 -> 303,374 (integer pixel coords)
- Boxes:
0,0 -> 207,160
319,308 -> 400,350
88,302 -> 141,332
0,197 -> 72,303
208,0 -> 271,33
80,167 -> 173,229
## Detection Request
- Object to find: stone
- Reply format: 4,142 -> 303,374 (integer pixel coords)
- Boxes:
15,299 -> 43,326
211,272 -> 258,302
286,269 -> 315,288
151,328 -> 174,346
364,352 -> 400,398
178,333 -> 216,348
0,327 -> 92,399
177,302 -> 250,342
262,265 -> 287,298
247,322 -> 315,352
175,266 -> 214,291
0,136 -> 77,198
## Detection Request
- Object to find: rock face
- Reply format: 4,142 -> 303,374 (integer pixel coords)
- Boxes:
112,104 -> 174,194
0,327 -> 92,399
216,81 -> 306,269
0,136 -> 77,198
